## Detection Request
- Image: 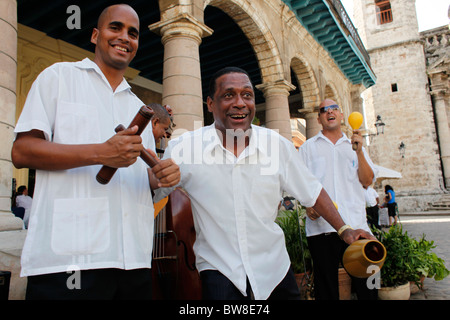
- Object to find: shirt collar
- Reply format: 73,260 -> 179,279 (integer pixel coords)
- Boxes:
203,124 -> 270,159
76,58 -> 131,92
248,125 -> 271,157
202,124 -> 223,155
317,130 -> 350,145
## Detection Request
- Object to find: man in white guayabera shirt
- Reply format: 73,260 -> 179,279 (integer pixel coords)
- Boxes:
299,99 -> 378,300
12,4 -> 179,299
152,67 -> 373,300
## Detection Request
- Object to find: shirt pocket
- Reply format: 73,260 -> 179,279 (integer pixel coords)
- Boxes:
250,173 -> 280,222
51,197 -> 110,255
346,159 -> 359,183
54,101 -> 101,144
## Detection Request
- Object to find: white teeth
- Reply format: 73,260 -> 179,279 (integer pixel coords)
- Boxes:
114,45 -> 128,52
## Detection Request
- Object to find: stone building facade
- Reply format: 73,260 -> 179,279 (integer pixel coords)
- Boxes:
353,0 -> 450,211
423,25 -> 450,189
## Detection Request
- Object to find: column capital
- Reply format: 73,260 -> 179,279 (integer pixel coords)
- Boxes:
256,79 -> 296,97
303,109 -> 321,139
149,13 -> 213,45
303,109 -> 319,118
430,87 -> 448,99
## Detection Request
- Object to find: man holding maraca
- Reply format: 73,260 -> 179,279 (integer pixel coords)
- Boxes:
299,99 -> 378,300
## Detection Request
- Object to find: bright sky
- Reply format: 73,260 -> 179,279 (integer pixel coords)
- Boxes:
341,0 -> 450,32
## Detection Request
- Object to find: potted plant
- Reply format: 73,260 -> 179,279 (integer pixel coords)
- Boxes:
376,225 -> 416,299
410,234 -> 449,293
276,206 -> 313,299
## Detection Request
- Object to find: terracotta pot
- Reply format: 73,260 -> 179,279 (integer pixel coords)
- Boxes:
378,282 -> 410,300
343,239 -> 387,278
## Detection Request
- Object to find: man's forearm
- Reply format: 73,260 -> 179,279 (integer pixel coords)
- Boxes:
312,188 -> 345,231
356,151 -> 374,187
12,131 -> 105,170
12,127 -> 143,171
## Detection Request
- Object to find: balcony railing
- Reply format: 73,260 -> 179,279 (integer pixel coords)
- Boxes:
377,9 -> 393,24
326,0 -> 371,68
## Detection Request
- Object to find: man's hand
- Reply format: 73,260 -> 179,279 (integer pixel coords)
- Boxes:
146,149 -> 180,189
12,126 -> 143,171
351,129 -> 364,153
306,207 -> 320,220
340,228 -> 376,245
100,125 -> 143,168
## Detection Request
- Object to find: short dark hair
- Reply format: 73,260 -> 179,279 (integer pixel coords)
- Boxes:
148,103 -> 170,123
17,185 -> 26,194
208,67 -> 252,99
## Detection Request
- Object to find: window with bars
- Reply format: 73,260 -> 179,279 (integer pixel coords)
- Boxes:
375,0 -> 393,24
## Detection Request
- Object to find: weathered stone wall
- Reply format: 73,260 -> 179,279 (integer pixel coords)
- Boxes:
353,0 -> 420,49
354,0 -> 447,211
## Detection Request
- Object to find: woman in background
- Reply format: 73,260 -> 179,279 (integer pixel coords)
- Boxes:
384,185 -> 398,226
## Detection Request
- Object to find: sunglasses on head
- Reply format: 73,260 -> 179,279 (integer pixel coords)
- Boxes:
319,104 -> 340,114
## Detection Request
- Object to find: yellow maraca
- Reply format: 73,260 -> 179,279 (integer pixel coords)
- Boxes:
348,111 -> 363,150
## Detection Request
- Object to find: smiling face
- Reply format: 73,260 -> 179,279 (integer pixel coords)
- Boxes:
91,4 -> 139,71
152,117 -> 171,144
207,71 -> 256,136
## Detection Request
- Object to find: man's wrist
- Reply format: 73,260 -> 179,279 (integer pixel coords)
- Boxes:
337,224 -> 353,237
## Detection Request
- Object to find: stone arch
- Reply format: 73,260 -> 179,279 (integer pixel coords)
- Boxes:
325,82 -> 349,129
204,0 -> 284,84
290,54 -> 320,111
324,82 -> 341,107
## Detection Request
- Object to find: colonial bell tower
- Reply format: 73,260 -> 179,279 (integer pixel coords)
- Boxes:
352,0 -> 446,210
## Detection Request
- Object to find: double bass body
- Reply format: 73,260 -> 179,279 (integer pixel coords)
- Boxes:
152,188 -> 202,300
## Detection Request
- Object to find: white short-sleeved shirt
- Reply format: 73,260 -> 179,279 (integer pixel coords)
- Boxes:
155,124 -> 322,299
299,131 -> 377,237
15,58 -> 156,277
365,186 -> 379,207
15,194 -> 33,227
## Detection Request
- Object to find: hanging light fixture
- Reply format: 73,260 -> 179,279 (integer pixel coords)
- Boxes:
399,141 -> 406,158
374,115 -> 385,135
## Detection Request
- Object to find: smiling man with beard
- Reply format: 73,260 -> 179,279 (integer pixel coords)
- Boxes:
152,67 -> 373,300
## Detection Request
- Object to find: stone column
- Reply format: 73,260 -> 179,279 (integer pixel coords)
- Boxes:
0,0 -> 22,230
256,80 -> 295,141
150,14 -> 212,133
351,85 -> 364,114
431,88 -> 450,188
304,110 -> 321,139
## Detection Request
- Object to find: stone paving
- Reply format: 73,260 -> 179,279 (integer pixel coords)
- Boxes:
397,214 -> 450,300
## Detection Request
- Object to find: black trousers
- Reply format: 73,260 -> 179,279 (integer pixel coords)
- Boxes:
366,205 -> 380,229
307,233 -> 378,300
26,268 -> 152,300
200,267 -> 300,300
387,202 -> 397,217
